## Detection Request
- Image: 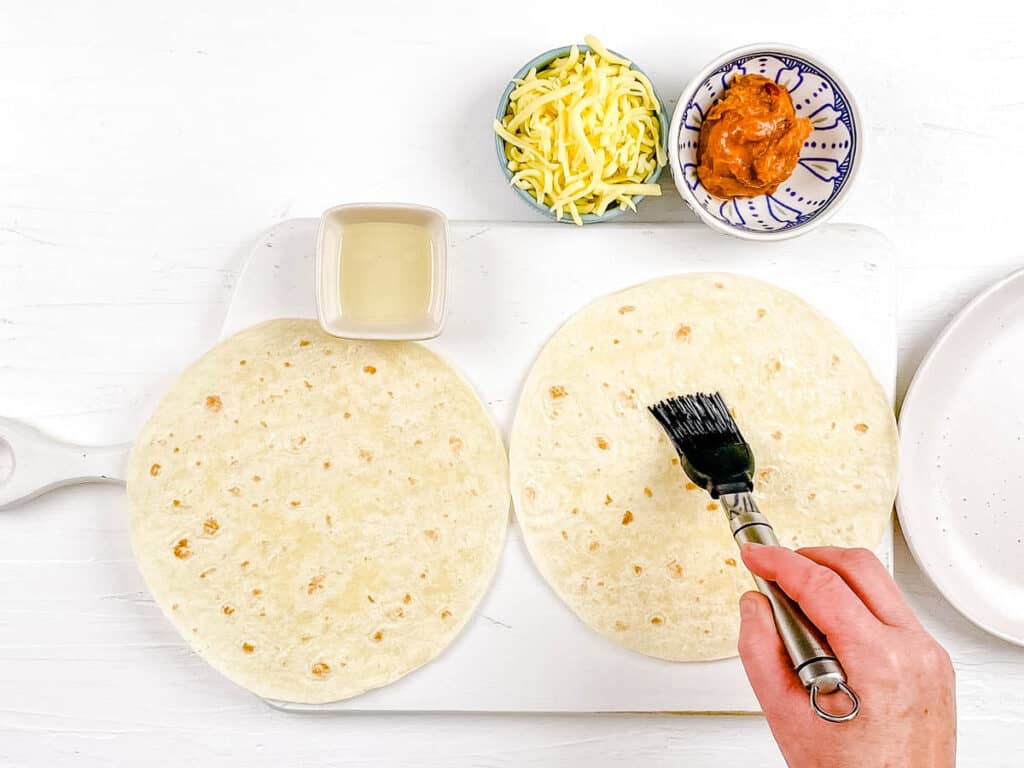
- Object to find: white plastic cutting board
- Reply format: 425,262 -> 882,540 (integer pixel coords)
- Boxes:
223,220 -> 896,713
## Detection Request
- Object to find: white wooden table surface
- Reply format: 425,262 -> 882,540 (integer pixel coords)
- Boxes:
1,1 -> 1022,765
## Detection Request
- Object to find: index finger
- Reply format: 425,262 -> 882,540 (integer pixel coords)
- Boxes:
741,543 -> 882,649
797,546 -> 921,630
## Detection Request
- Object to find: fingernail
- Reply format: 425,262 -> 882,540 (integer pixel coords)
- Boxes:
741,542 -> 764,551
740,592 -> 758,618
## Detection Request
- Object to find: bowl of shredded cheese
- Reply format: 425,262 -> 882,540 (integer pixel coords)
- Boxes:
493,36 -> 668,225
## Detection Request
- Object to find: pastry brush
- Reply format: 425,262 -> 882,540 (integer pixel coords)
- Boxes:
648,392 -> 860,723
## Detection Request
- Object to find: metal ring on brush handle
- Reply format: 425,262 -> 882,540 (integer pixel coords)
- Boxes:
719,491 -> 860,723
811,681 -> 860,723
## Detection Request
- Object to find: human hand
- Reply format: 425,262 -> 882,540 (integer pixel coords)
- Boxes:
738,544 -> 956,768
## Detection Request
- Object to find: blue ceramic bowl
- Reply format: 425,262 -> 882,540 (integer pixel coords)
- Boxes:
668,43 -> 862,240
494,45 -> 669,224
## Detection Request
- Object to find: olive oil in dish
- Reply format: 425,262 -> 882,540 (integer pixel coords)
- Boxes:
338,222 -> 433,324
315,203 -> 448,341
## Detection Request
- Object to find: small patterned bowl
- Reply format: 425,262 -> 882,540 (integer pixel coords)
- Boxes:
494,45 -> 669,224
668,43 -> 862,240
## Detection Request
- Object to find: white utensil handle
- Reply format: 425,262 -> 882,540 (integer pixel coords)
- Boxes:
0,417 -> 131,510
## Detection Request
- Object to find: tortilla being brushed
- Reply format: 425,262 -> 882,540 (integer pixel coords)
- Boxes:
510,274 -> 896,661
128,319 -> 509,703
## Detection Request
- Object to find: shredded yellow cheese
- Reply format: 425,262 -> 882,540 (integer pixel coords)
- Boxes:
495,35 -> 666,225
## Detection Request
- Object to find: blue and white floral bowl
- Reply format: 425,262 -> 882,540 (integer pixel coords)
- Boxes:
668,44 -> 861,241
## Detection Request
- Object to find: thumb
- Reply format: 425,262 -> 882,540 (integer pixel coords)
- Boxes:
737,591 -> 805,718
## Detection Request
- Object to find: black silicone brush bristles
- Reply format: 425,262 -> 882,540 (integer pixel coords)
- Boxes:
648,392 -> 755,498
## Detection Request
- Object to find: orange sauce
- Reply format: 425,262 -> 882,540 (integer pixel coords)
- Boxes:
697,74 -> 812,198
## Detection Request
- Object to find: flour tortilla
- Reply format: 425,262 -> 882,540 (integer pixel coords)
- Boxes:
509,273 -> 897,661
127,319 -> 509,703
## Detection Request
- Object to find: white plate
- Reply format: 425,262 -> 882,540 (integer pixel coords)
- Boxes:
899,268 -> 1024,645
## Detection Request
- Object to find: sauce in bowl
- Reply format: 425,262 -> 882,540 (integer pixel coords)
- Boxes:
697,74 -> 812,199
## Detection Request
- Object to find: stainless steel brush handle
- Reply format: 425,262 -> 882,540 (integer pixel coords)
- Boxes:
720,492 -> 860,723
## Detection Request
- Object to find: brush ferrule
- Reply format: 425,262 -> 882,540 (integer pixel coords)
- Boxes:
719,492 -> 779,545
709,479 -> 754,499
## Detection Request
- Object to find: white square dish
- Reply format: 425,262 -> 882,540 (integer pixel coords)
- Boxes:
315,203 -> 449,340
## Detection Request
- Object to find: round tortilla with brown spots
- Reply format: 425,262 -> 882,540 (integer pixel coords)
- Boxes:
509,273 -> 896,661
127,319 -> 509,703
